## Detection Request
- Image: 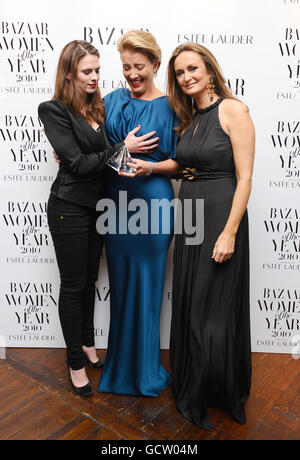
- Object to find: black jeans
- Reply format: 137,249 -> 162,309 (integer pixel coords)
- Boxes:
47,194 -> 103,370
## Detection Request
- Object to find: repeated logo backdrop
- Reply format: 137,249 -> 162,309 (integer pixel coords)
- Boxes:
0,0 -> 299,353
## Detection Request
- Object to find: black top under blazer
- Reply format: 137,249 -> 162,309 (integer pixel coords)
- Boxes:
38,100 -> 124,208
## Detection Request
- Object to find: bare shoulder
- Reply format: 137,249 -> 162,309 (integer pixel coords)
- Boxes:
220,98 -> 249,116
219,98 -> 252,135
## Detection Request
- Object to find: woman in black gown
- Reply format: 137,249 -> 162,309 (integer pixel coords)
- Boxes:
167,43 -> 255,430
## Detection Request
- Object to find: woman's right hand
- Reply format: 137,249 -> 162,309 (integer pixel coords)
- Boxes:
124,125 -> 159,153
53,150 -> 61,164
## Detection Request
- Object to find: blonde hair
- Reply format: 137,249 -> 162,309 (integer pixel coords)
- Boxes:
53,40 -> 105,124
167,43 -> 235,137
117,30 -> 162,70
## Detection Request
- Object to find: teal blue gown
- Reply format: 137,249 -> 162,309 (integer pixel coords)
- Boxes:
97,88 -> 177,396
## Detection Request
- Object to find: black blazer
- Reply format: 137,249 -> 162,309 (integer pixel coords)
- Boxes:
38,100 -> 124,208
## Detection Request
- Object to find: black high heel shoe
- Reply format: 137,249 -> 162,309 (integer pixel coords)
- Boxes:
67,360 -> 93,398
85,356 -> 105,369
230,406 -> 246,425
70,378 -> 94,398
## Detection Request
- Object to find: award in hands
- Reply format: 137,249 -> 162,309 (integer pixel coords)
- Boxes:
106,145 -> 137,174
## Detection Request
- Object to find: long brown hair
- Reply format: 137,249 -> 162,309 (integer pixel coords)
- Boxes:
167,43 -> 235,137
53,40 -> 105,124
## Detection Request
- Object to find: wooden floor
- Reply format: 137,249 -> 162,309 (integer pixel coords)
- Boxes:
0,348 -> 299,440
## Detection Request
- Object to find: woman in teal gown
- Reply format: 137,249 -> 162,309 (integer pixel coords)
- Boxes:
97,31 -> 179,397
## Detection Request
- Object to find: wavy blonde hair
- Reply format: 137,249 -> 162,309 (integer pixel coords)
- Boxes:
167,43 -> 235,137
117,30 -> 162,71
53,40 -> 105,124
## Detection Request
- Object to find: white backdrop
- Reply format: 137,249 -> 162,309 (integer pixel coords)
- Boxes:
0,0 -> 299,353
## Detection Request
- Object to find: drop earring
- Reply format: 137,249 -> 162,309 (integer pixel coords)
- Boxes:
207,76 -> 215,102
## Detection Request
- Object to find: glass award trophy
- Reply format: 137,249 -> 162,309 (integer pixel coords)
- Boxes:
106,145 -> 137,174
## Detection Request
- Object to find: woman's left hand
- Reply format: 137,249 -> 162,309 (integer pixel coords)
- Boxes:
212,231 -> 235,263
119,159 -> 153,177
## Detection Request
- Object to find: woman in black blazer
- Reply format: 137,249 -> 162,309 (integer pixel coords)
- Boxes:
38,40 -> 158,398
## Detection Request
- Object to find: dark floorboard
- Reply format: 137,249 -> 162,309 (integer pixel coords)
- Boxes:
0,349 -> 299,440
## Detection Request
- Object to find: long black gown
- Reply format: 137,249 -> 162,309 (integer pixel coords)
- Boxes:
170,98 -> 251,430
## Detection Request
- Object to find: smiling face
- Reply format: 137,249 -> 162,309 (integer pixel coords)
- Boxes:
121,48 -> 158,99
174,50 -> 213,104
73,53 -> 100,95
